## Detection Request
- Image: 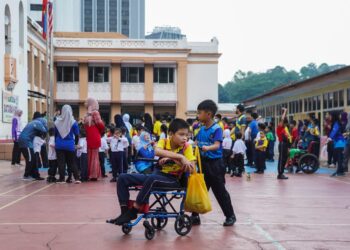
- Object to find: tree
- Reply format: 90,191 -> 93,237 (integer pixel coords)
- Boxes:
218,84 -> 230,103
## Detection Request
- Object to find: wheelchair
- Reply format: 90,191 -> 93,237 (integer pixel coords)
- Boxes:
109,158 -> 192,240
286,141 -> 320,174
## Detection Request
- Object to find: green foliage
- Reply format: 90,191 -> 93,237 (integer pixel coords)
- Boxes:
219,63 -> 346,103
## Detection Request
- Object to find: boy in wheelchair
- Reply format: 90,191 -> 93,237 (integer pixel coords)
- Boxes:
108,118 -> 196,225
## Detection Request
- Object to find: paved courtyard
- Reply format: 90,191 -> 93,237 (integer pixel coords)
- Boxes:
0,160 -> 349,250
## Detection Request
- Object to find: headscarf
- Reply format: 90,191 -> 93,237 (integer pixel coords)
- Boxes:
136,131 -> 152,151
143,113 -> 153,134
13,109 -> 23,131
54,105 -> 75,138
114,114 -> 126,129
33,111 -> 41,120
84,97 -> 99,126
123,113 -> 132,132
223,129 -> 231,139
341,112 -> 348,131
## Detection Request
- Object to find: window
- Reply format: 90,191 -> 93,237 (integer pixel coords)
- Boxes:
30,4 -> 42,11
317,96 -> 321,110
96,0 -> 105,32
334,91 -> 339,107
347,88 -> 350,106
323,93 -> 328,109
328,93 -> 333,109
121,67 -> 144,83
88,66 -> 109,82
109,0 -> 118,32
57,66 -> 79,82
84,0 -> 93,32
121,0 -> 129,36
153,67 -> 175,83
304,99 -> 308,112
339,90 -> 344,107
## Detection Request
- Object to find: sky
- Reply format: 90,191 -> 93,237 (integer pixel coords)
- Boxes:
146,0 -> 350,84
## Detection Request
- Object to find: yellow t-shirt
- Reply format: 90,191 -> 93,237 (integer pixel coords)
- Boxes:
230,127 -> 236,141
153,120 -> 162,137
218,121 -> 224,131
255,137 -> 268,151
157,139 -> 196,176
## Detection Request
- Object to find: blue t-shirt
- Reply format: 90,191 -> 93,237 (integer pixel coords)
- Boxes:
196,123 -> 223,159
249,120 -> 259,140
55,122 -> 80,152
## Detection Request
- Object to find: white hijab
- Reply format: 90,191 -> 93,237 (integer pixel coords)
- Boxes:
54,105 -> 75,138
13,109 -> 23,132
123,113 -> 132,132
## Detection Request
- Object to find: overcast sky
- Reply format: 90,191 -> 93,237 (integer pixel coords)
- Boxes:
146,0 -> 350,84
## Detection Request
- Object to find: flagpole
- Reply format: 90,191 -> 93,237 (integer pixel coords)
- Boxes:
49,2 -> 54,123
45,0 -> 50,122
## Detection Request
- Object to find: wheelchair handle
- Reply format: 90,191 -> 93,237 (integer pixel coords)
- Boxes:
135,157 -> 159,163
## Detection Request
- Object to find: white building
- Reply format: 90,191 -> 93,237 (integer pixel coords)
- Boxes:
0,0 -> 28,140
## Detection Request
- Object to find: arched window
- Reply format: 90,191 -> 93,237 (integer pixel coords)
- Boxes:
4,4 -> 11,54
19,1 -> 24,48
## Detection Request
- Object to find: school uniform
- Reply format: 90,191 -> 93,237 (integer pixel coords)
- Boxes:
109,136 -> 129,178
99,135 -> 109,177
232,139 -> 246,175
77,137 -> 88,181
47,136 -> 58,180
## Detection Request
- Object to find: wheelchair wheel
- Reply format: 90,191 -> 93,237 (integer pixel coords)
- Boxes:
151,217 -> 168,230
122,224 -> 132,235
174,214 -> 192,236
143,221 -> 155,240
298,154 -> 319,174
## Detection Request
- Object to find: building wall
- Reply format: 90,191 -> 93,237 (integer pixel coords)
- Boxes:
0,0 -> 28,139
54,0 -> 81,32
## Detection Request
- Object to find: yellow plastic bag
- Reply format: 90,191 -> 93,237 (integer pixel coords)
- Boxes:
184,147 -> 212,214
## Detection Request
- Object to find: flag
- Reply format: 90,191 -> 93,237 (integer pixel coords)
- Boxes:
48,2 -> 53,37
42,0 -> 48,39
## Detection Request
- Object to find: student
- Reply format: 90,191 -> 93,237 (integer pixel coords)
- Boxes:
107,118 -> 195,225
134,131 -> 155,174
255,129 -> 268,174
276,108 -> 291,180
265,126 -> 275,162
192,99 -> 236,227
215,113 -> 224,131
222,129 -> 233,174
109,128 -> 129,182
47,128 -> 58,183
77,128 -> 88,182
235,104 -> 247,140
160,124 -> 168,140
99,130 -> 109,178
153,114 -> 162,140
131,124 -> 144,161
121,127 -> 130,174
290,120 -> 299,148
230,132 -> 246,177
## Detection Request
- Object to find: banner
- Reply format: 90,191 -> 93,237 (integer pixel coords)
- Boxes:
2,91 -> 19,123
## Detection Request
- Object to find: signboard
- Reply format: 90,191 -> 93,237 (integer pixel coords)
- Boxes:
2,91 -> 19,123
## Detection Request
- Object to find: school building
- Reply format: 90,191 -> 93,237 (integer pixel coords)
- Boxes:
53,32 -> 220,124
243,66 -> 350,136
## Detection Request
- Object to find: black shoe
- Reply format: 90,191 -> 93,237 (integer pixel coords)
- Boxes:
66,177 -> 72,183
277,174 -> 288,180
190,215 -> 201,226
110,178 -> 116,183
34,176 -> 45,181
230,173 -> 235,177
223,216 -> 236,226
235,173 -> 242,177
114,208 -> 138,225
331,172 -> 345,177
102,175 -> 108,178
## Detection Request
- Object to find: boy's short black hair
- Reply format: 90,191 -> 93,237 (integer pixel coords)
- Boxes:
236,104 -> 245,113
169,118 -> 189,134
134,123 -> 144,131
291,120 -> 297,126
236,131 -> 242,139
197,99 -> 218,117
155,114 -> 161,121
49,127 -> 55,136
121,127 -> 127,134
215,113 -> 222,119
166,116 -> 172,123
161,124 -> 168,134
114,127 -> 122,134
252,112 -> 258,120
258,123 -> 266,130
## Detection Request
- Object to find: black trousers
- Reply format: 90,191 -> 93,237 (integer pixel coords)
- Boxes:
335,147 -> 344,174
48,160 -> 58,177
80,153 -> 88,181
232,153 -> 244,174
278,141 -> 289,176
56,150 -> 80,181
255,150 -> 266,172
40,145 -> 49,168
11,141 -> 21,165
111,151 -> 123,178
245,140 -> 254,166
99,152 -> 106,176
327,141 -> 336,165
195,158 -> 235,219
21,147 -> 40,178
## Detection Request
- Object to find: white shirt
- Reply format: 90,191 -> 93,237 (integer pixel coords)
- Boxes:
132,135 -> 140,149
99,135 -> 109,152
222,138 -> 233,150
255,131 -> 261,142
109,137 -> 129,152
122,135 -> 129,149
33,136 -> 45,153
232,139 -> 247,155
77,137 -> 87,157
160,132 -> 167,140
245,127 -> 251,141
48,136 -> 56,160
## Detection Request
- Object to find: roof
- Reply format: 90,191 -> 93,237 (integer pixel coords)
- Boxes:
218,103 -> 238,112
54,32 -> 128,39
243,65 -> 350,103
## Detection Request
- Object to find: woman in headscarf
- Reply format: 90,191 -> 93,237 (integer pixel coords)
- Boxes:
342,112 -> 350,173
142,113 -> 153,135
55,105 -> 81,183
11,109 -> 23,166
134,131 -> 155,174
84,98 -> 105,181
